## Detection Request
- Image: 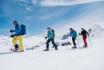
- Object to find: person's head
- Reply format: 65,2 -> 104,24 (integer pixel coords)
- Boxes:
69,28 -> 74,31
47,27 -> 51,31
13,20 -> 18,26
81,28 -> 84,31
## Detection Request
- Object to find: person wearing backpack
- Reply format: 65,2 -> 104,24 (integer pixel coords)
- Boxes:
44,27 -> 58,51
67,28 -> 77,49
10,20 -> 26,52
79,28 -> 89,47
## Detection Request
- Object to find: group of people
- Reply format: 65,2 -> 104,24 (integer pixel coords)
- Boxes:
44,27 -> 89,51
68,28 -> 89,49
10,20 -> 89,52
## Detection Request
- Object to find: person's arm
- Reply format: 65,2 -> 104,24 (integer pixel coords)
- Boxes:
85,30 -> 89,36
87,32 -> 89,36
79,32 -> 82,35
10,30 -> 15,37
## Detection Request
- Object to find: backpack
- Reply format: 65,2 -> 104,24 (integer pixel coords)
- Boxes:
52,29 -> 55,37
21,24 -> 26,35
74,31 -> 77,37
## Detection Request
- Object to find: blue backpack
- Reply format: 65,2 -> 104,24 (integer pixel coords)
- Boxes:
21,24 -> 26,35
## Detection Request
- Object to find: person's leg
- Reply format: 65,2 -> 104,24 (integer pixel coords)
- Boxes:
46,39 -> 51,50
17,35 -> 24,52
83,36 -> 88,47
51,38 -> 58,50
72,38 -> 76,47
72,38 -> 76,48
12,36 -> 18,49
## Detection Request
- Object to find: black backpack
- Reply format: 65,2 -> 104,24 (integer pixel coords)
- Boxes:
52,29 -> 55,37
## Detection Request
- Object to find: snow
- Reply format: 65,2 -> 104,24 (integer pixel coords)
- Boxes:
0,23 -> 104,70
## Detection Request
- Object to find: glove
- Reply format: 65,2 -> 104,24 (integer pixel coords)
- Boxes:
79,33 -> 81,35
10,35 -> 15,37
10,30 -> 14,33
45,37 -> 47,39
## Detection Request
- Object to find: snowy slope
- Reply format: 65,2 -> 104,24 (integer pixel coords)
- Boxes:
0,28 -> 104,70
0,35 -> 45,52
0,22 -> 104,70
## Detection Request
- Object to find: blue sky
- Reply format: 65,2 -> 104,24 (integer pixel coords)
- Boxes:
0,0 -> 77,35
0,0 -> 104,35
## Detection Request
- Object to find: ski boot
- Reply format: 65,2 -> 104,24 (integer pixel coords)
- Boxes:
55,47 -> 58,50
10,44 -> 19,52
72,45 -> 77,49
43,49 -> 49,51
83,45 -> 88,48
72,47 -> 76,49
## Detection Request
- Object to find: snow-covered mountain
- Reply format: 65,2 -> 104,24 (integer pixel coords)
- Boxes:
38,1 -> 104,37
54,2 -> 104,36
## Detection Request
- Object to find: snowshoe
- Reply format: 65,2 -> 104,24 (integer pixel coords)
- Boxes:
10,48 -> 18,52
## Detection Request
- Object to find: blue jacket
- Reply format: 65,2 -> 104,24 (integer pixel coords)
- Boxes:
47,30 -> 54,39
68,31 -> 77,38
14,24 -> 21,36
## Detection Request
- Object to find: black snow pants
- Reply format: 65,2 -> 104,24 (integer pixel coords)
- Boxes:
46,38 -> 57,50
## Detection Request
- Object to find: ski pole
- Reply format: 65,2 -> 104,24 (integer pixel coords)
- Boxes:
77,34 -> 79,47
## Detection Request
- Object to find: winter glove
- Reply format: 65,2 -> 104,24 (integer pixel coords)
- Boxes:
45,37 -> 47,39
79,33 -> 81,35
10,30 -> 14,33
10,35 -> 15,37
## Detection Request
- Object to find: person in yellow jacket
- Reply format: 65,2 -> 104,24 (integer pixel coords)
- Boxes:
10,20 -> 24,52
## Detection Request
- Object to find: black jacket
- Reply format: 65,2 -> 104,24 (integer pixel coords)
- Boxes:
80,30 -> 89,36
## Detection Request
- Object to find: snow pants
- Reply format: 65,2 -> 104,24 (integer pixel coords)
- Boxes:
72,37 -> 76,47
83,36 -> 88,47
12,35 -> 24,51
46,38 -> 57,50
